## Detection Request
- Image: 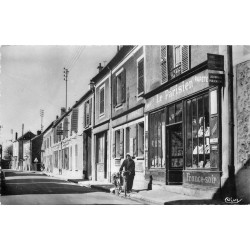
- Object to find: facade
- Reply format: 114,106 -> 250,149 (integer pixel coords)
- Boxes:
42,123 -> 54,173
17,131 -> 35,170
143,45 -> 244,199
91,67 -> 111,182
30,131 -> 43,171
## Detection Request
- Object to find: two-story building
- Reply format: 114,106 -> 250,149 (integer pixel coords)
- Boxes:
143,45 -> 238,199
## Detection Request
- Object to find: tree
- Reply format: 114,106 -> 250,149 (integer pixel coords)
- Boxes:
3,144 -> 13,160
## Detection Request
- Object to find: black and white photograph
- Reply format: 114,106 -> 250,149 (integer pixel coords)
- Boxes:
0,1 -> 249,250
1,45 -> 249,205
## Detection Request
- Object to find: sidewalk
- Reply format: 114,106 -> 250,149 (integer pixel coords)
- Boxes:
44,172 -> 224,205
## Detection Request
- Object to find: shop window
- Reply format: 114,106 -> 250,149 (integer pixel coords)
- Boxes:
149,110 -> 165,168
137,58 -> 144,95
64,148 -> 69,170
167,102 -> 183,125
137,122 -> 144,157
97,133 -> 105,163
186,93 -> 210,169
99,86 -> 105,116
115,130 -> 121,158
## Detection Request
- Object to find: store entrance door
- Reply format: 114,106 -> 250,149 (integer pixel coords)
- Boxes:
166,123 -> 183,185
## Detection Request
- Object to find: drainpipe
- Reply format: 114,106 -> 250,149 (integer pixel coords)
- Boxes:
107,65 -> 112,183
227,45 -> 236,197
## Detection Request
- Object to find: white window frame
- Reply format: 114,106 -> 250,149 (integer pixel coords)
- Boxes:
99,84 -> 105,117
174,45 -> 182,68
137,55 -> 145,97
115,68 -> 124,108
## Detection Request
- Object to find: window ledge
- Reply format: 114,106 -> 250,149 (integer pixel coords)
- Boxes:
99,113 -> 105,118
136,157 -> 144,160
115,103 -> 123,109
137,92 -> 144,98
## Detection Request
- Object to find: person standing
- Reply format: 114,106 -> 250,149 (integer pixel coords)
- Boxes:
119,153 -> 135,193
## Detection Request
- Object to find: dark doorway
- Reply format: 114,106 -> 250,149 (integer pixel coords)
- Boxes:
166,123 -> 183,184
83,130 -> 92,179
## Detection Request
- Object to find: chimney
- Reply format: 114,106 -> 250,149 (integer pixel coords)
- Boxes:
56,115 -> 59,119
15,132 -> 18,140
97,63 -> 103,72
37,130 -> 41,135
89,80 -> 95,90
61,107 -> 66,116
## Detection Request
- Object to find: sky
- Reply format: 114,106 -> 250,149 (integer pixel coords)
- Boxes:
0,45 -> 117,145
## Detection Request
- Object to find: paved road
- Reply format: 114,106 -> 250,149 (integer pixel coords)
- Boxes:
1,170 -> 145,205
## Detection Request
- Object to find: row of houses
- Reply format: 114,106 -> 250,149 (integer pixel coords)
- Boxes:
12,45 -> 250,202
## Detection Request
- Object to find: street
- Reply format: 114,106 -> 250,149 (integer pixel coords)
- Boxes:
0,170 -> 145,205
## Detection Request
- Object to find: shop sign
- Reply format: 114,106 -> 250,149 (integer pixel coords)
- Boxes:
207,54 -> 224,71
183,171 -> 220,187
209,73 -> 224,86
145,70 -> 209,112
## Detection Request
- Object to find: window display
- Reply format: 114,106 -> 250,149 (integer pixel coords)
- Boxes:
186,94 -> 210,169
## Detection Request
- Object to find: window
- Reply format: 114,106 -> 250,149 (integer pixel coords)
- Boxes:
47,138 -> 49,148
116,73 -> 122,105
149,110 -> 165,168
99,86 -> 105,115
97,133 -> 105,163
186,94 -> 210,169
170,45 -> 190,80
137,58 -> 144,95
137,122 -> 144,157
54,151 -> 58,168
113,69 -> 126,107
84,99 -> 92,127
174,45 -> 181,67
71,108 -> 79,133
115,130 -> 121,158
126,127 -> 130,154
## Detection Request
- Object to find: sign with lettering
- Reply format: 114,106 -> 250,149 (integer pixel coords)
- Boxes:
207,54 -> 224,71
183,171 -> 220,187
145,70 -> 209,112
209,73 -> 224,86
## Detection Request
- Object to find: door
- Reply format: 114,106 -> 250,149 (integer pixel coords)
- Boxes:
96,132 -> 107,181
166,123 -> 183,184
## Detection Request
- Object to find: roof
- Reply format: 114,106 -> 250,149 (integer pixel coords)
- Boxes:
90,46 -> 135,83
53,88 -> 93,128
43,121 -> 54,134
17,131 -> 36,141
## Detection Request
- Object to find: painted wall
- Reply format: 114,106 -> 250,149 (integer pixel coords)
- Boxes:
111,46 -> 144,118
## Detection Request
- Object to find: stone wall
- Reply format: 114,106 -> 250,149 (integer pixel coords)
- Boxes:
236,60 -> 250,203
236,60 -> 250,165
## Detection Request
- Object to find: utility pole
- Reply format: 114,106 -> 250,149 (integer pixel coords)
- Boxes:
40,109 -> 44,132
63,68 -> 69,111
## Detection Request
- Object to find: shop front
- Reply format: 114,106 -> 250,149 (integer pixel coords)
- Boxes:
145,65 -> 224,196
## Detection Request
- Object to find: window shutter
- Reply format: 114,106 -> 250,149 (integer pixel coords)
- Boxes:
136,124 -> 138,157
121,69 -> 126,103
120,129 -> 124,158
83,102 -> 86,128
71,108 -> 79,133
181,45 -> 190,73
89,98 -> 92,125
112,130 -> 116,158
63,118 -> 68,138
161,46 -> 168,83
113,76 -> 117,107
138,59 -> 144,94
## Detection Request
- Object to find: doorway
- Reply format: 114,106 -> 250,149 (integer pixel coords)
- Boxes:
96,132 -> 107,181
166,123 -> 183,184
83,130 -> 92,179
